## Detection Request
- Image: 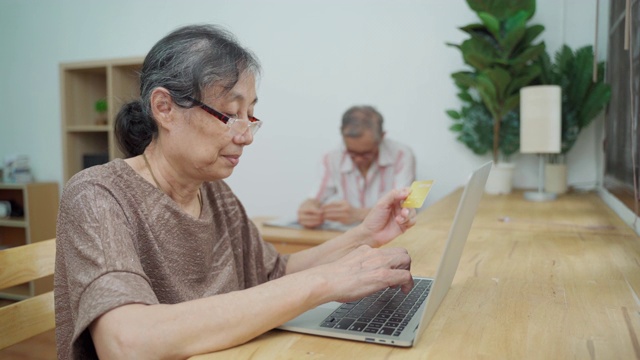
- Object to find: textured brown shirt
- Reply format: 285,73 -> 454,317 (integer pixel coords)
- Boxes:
54,159 -> 288,359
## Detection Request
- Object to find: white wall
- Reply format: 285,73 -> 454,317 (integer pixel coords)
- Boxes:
0,0 -> 604,218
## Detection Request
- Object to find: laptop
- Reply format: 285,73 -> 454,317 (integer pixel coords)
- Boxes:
277,161 -> 492,347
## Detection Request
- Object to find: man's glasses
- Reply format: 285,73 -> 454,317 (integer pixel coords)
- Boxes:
346,149 -> 378,159
186,96 -> 262,135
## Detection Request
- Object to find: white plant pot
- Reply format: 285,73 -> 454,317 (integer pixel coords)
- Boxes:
545,163 -> 567,194
485,163 -> 515,195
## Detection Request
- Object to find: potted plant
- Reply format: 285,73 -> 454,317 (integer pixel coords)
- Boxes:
446,0 -> 546,194
94,98 -> 108,126
534,44 -> 611,193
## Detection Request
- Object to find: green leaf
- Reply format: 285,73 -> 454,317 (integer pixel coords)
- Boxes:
501,11 -> 528,55
519,25 -> 545,50
478,12 -> 501,39
466,29 -> 500,50
579,83 -> 611,127
560,111 -> 580,153
506,65 -> 541,94
460,38 -> 499,70
554,45 -> 574,72
459,23 -> 486,34
452,71 -> 479,88
476,74 -> 499,108
502,94 -> 521,116
458,92 -> 473,102
466,0 -> 535,21
447,110 -> 462,120
534,51 -> 553,84
595,61 -> 606,82
510,42 -> 546,68
449,100 -> 494,155
499,110 -> 521,156
567,46 -> 595,106
483,68 -> 512,100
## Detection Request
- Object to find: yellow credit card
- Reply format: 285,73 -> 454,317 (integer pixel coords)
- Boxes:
402,180 -> 434,208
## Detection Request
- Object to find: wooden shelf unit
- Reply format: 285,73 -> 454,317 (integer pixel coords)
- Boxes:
60,57 -> 144,182
0,182 -> 59,300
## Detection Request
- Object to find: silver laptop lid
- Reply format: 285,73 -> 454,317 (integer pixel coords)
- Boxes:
414,161 -> 491,339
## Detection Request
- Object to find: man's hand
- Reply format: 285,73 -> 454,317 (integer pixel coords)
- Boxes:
321,200 -> 361,225
322,200 -> 355,224
297,199 -> 324,228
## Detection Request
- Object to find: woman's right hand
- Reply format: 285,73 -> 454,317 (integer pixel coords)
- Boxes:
313,244 -> 413,304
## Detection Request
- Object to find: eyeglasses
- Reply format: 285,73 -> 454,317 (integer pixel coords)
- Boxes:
186,96 -> 262,135
346,149 -> 378,159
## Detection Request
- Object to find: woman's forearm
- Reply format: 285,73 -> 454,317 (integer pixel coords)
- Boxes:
90,270 -> 329,359
285,225 -> 368,274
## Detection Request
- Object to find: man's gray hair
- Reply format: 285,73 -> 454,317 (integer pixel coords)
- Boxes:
341,105 -> 384,140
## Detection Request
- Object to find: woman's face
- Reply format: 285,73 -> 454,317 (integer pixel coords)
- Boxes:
168,72 -> 258,181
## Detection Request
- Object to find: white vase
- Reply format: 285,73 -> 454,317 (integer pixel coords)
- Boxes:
485,163 -> 515,195
545,163 -> 567,194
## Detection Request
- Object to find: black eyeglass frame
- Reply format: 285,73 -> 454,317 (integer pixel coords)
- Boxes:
186,96 -> 261,124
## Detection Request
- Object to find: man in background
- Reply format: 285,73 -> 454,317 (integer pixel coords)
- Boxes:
297,105 -> 416,228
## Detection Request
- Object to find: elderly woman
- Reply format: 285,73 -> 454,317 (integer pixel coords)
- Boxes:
54,24 -> 415,359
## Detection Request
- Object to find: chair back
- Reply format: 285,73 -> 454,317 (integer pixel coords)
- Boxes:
0,238 -> 56,349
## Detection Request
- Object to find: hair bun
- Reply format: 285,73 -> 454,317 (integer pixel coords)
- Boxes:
115,100 -> 156,157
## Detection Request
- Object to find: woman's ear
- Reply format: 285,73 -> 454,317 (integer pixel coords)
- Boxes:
150,87 -> 175,128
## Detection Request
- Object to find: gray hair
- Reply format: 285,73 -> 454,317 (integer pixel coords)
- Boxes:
340,105 -> 384,140
115,24 -> 261,157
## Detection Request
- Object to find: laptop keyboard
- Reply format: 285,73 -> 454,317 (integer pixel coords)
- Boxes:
319,278 -> 432,337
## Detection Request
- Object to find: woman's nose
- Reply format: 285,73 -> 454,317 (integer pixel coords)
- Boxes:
233,126 -> 254,145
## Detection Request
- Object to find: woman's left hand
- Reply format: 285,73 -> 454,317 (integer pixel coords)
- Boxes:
358,188 -> 417,248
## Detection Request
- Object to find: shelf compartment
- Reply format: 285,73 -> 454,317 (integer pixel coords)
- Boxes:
66,125 -> 110,132
0,182 -> 59,299
110,63 -> 142,111
0,227 -> 27,248
64,132 -> 110,178
0,218 -> 26,228
61,57 -> 144,181
0,188 -> 25,219
62,66 -> 107,127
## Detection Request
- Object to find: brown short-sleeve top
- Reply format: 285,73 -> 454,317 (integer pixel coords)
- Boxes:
54,159 -> 288,359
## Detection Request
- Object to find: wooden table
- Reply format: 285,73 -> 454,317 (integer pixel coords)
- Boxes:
252,217 -> 344,254
194,189 -> 640,359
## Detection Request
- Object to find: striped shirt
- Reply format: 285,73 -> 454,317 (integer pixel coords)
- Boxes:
312,138 -> 416,208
